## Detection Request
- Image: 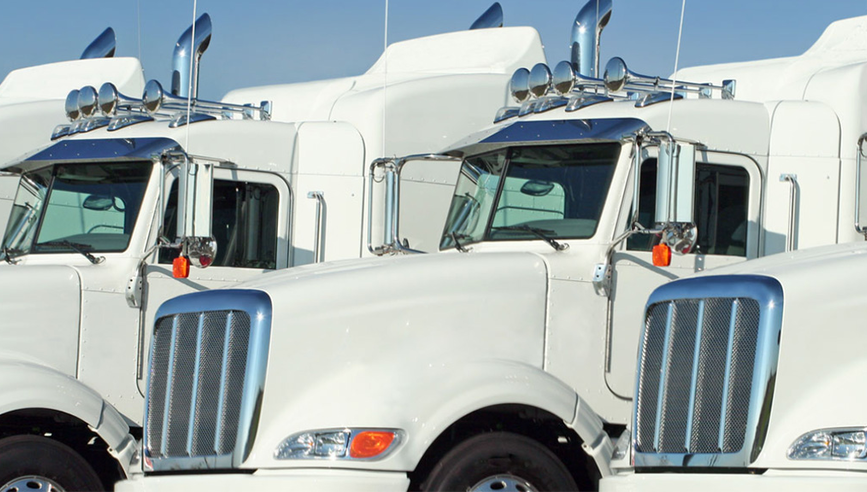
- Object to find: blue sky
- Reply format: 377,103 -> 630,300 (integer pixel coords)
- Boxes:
2,1 -> 867,100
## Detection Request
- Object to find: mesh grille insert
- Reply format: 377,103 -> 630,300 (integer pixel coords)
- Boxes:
635,297 -> 761,455
146,310 -> 251,459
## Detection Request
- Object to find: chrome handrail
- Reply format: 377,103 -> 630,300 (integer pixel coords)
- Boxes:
780,174 -> 798,252
307,191 -> 325,263
855,134 -> 867,239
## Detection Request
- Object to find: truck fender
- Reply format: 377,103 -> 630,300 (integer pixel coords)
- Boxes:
0,358 -> 135,475
569,395 -> 614,477
259,359 -> 591,473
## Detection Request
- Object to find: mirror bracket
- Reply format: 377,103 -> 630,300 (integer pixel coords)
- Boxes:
366,154 -> 462,256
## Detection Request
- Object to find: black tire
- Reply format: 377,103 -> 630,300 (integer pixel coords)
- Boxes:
0,435 -> 102,492
421,432 -> 578,492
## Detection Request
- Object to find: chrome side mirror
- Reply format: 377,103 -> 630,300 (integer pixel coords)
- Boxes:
655,140 -> 695,225
175,156 -> 215,268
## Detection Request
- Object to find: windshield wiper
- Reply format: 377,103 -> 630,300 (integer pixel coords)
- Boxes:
2,247 -> 21,265
36,240 -> 105,265
491,225 -> 569,251
449,232 -> 471,253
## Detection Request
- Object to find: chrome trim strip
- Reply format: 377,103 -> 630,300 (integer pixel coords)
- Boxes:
186,313 -> 206,455
718,300 -> 739,451
683,299 -> 705,449
160,315 -> 179,457
652,303 -> 674,450
213,311 -> 234,454
234,301 -> 273,465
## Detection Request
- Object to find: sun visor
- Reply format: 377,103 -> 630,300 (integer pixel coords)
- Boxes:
443,117 -> 649,157
7,137 -> 180,173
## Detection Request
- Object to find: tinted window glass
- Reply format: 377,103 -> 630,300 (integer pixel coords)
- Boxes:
160,179 -> 279,269
628,159 -> 749,256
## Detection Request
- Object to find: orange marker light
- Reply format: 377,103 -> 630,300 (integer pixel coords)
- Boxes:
172,256 -> 190,278
349,431 -> 396,459
652,244 -> 672,267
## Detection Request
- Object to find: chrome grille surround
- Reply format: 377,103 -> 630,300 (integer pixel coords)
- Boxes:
143,289 -> 272,471
632,275 -> 783,468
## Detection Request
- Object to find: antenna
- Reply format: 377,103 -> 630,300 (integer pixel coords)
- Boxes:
382,0 -> 389,158
667,0 -> 687,134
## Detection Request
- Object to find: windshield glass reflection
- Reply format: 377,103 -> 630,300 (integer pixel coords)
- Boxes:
440,142 -> 621,250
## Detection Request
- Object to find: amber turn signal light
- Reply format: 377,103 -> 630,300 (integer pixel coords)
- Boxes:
652,244 -> 672,267
349,431 -> 396,459
172,256 -> 190,278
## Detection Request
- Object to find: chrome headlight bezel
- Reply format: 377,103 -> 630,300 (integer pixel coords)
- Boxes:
274,428 -> 404,462
788,427 -> 867,461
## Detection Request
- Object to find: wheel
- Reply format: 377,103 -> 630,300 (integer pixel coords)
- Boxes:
421,432 -> 578,492
0,435 -> 102,492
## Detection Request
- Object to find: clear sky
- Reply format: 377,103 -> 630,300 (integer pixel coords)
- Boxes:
2,1 -> 867,100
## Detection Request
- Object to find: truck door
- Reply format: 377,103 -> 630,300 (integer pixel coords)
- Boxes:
135,168 -> 289,398
604,151 -> 761,398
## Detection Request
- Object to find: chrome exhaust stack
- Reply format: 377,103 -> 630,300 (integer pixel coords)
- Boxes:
570,0 -> 612,78
80,27 -> 116,59
171,13 -> 212,99
469,3 -> 503,30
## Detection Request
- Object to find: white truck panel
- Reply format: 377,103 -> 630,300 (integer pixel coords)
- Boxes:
0,57 -> 144,103
0,265 -> 81,375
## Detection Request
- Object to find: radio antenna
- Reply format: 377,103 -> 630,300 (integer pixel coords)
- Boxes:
137,0 -> 143,63
382,0 -> 389,157
667,0 -> 686,134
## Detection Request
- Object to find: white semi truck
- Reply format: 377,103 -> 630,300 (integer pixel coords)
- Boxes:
600,239 -> 867,491
0,8 -> 546,491
118,7 -> 867,492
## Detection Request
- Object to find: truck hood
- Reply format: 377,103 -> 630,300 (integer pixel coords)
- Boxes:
0,264 -> 81,375
238,251 -> 557,469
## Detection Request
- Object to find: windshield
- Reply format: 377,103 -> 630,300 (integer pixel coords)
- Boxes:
2,162 -> 153,258
440,142 -> 621,250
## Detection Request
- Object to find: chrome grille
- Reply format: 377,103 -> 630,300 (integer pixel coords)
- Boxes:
146,310 -> 251,458
143,289 -> 272,471
636,297 -> 760,454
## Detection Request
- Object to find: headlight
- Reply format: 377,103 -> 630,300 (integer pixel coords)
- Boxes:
788,428 -> 867,461
275,428 -> 403,461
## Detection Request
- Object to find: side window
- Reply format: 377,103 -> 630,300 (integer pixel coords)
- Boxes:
627,159 -> 749,256
159,179 -> 280,269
